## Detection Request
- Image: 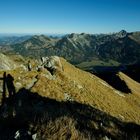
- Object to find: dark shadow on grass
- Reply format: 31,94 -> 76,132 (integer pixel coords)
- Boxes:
86,64 -> 140,94
94,71 -> 132,93
0,87 -> 140,140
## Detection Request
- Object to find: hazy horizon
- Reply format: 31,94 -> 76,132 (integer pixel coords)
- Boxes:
0,29 -> 140,37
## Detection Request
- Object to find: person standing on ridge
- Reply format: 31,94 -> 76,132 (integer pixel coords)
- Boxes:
28,60 -> 32,71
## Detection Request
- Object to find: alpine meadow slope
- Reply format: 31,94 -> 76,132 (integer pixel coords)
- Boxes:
0,54 -> 140,139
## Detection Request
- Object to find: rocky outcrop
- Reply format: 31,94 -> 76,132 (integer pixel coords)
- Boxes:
0,53 -> 17,70
39,56 -> 63,75
115,30 -> 127,38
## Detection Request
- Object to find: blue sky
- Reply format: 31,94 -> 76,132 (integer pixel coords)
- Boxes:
0,0 -> 140,34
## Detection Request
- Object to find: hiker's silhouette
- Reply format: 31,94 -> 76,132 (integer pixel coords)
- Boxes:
28,60 -> 32,71
2,72 -> 7,104
0,72 -> 6,105
6,74 -> 16,98
1,73 -> 16,104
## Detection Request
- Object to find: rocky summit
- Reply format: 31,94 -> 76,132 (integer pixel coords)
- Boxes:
0,54 -> 140,140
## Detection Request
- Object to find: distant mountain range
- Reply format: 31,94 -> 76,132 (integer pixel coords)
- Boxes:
0,35 -> 31,45
1,30 -> 140,68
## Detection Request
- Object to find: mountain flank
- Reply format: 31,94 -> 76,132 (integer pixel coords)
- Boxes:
0,55 -> 140,123
0,54 -> 140,139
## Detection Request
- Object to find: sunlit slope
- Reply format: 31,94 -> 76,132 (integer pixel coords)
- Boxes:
0,57 -> 140,124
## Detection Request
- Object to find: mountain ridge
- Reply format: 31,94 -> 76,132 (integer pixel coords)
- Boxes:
7,30 -> 140,68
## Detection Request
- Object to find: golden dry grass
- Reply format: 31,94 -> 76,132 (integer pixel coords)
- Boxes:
0,58 -> 140,125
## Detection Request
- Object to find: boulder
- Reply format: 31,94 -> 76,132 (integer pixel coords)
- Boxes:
41,56 -> 63,75
26,77 -> 38,90
64,93 -> 74,101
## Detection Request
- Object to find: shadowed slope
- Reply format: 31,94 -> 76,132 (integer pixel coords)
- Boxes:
0,57 -> 140,125
0,88 -> 140,140
118,72 -> 140,94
